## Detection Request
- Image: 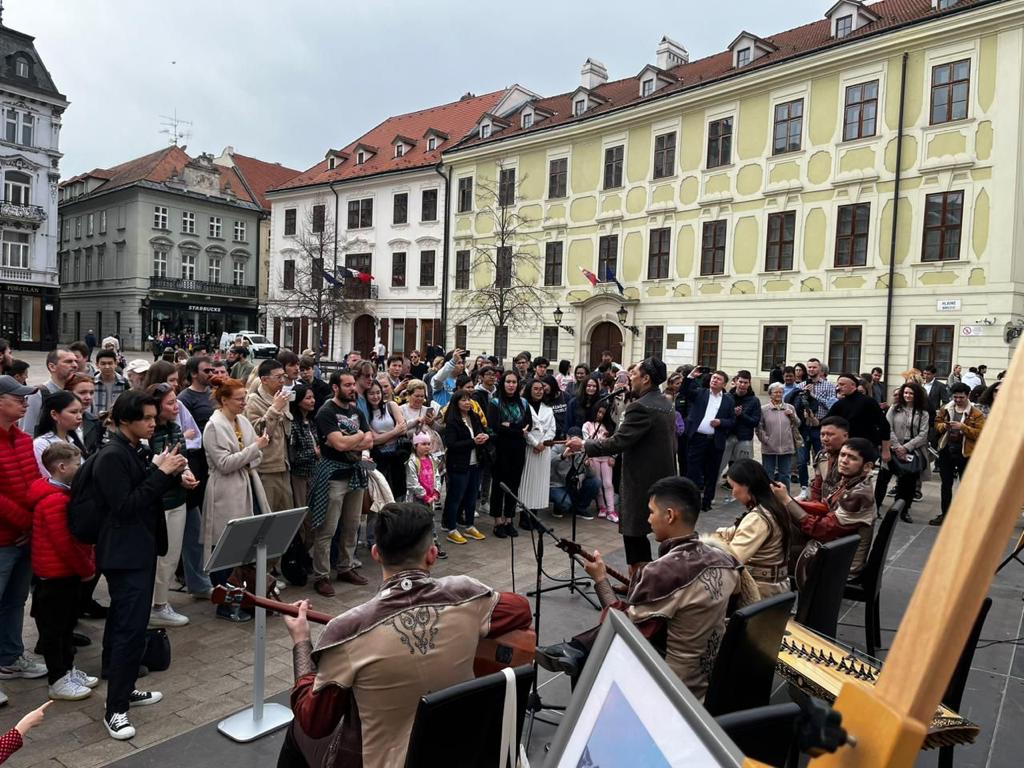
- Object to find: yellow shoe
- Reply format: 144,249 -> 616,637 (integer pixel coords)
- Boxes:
446,529 -> 468,545
463,526 -> 486,541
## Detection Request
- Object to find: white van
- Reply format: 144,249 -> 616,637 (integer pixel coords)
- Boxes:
229,331 -> 279,359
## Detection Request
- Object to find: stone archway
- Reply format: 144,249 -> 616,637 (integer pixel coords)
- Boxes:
588,321 -> 623,369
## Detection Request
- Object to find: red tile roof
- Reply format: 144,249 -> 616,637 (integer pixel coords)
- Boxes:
227,152 -> 302,210
61,145 -> 258,206
454,0 -> 989,151
270,89 -> 508,193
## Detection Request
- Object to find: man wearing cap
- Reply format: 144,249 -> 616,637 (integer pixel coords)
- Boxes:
21,348 -> 77,436
0,375 -> 47,704
564,357 -> 677,572
124,359 -> 151,391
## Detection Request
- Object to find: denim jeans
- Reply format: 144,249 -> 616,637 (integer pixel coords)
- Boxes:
762,454 -> 794,490
797,426 -> 822,488
548,476 -> 600,517
182,506 -> 213,595
444,465 -> 481,530
0,543 -> 31,665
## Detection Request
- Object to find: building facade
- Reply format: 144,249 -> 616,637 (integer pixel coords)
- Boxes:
0,21 -> 67,349
266,88 -> 535,359
58,147 -> 262,349
443,0 -> 1022,380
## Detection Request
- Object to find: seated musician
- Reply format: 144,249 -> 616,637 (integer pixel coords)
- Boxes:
809,416 -> 850,502
712,458 -> 791,598
278,502 -> 532,768
772,437 -> 877,577
537,476 -> 742,700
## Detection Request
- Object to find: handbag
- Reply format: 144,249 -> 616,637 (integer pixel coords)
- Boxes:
142,628 -> 171,672
889,412 -> 924,476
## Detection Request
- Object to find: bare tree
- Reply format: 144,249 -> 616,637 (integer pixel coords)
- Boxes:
450,167 -> 553,357
273,201 -> 362,361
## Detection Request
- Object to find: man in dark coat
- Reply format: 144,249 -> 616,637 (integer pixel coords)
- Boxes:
564,357 -> 676,571
827,373 -> 891,465
683,369 -> 736,511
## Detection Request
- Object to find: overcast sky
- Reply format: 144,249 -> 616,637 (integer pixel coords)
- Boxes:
12,0 -> 826,178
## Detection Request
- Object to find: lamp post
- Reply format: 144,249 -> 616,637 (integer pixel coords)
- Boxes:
553,306 -> 575,335
616,304 -> 640,337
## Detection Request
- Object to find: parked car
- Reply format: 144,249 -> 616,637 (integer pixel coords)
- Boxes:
230,331 -> 278,358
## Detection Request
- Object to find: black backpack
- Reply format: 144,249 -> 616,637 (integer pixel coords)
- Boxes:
67,448 -> 105,544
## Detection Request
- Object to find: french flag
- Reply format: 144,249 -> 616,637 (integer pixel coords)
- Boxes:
342,266 -> 375,283
579,266 -> 598,286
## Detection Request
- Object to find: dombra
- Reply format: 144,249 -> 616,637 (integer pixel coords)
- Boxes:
211,585 -> 535,677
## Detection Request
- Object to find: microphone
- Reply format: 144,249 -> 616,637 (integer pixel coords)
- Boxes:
595,386 -> 628,406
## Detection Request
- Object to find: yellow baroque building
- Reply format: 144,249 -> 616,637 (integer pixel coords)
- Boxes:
443,0 -> 1023,383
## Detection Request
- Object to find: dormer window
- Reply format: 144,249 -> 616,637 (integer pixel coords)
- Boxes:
836,15 -> 853,37
522,112 -> 534,129
573,99 -> 586,116
827,1 -> 880,39
15,59 -> 28,78
936,0 -> 958,7
736,47 -> 752,67
395,144 -> 405,158
480,123 -> 491,139
357,151 -> 365,164
427,137 -> 437,151
730,32 -> 777,68
328,157 -> 337,170
641,79 -> 655,97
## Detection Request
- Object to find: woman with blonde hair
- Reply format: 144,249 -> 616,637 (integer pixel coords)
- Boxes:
202,376 -> 269,622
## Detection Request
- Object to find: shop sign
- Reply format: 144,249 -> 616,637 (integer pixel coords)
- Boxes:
2,284 -> 43,295
936,299 -> 961,312
187,304 -> 222,313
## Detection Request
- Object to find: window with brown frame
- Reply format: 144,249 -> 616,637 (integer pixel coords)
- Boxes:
603,145 -> 623,189
697,326 -> 719,369
648,227 -> 670,280
542,327 -> 559,361
835,203 -> 870,267
835,14 -> 853,38
772,99 -> 803,154
393,193 -> 408,225
544,242 -> 563,286
454,249 -> 470,289
761,326 -> 788,372
701,220 -> 727,276
653,132 -> 676,178
930,59 -> 970,125
421,189 -> 438,222
913,325 -> 954,377
707,117 -> 733,168
765,211 -> 795,272
419,250 -> 435,287
644,325 -> 664,360
283,259 -> 295,290
496,246 -> 513,288
312,204 -> 326,234
598,235 -> 618,281
922,191 -> 963,262
843,80 -> 878,141
391,252 -> 406,287
828,325 -> 862,374
455,325 -> 468,351
311,257 -> 323,290
493,326 -> 509,359
347,198 -> 373,229
548,158 -> 568,198
498,168 -> 516,207
457,177 -> 473,213
283,208 -> 296,236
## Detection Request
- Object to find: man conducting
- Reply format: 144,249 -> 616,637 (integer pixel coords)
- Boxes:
564,357 -> 676,573
278,502 -> 531,768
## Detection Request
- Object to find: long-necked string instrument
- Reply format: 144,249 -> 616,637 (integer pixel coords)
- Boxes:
211,585 -> 536,677
554,537 -> 631,586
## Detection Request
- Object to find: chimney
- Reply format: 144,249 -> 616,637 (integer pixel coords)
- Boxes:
656,36 -> 689,69
580,58 -> 608,90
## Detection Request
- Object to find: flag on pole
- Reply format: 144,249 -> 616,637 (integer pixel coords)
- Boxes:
604,265 -> 625,295
321,269 -> 339,286
579,266 -> 598,287
341,266 -> 375,283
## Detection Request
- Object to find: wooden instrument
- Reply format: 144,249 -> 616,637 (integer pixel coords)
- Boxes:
211,585 -> 536,678
778,619 -> 978,751
555,537 -> 631,586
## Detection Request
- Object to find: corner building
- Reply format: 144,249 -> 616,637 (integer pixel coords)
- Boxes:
444,0 -> 1023,381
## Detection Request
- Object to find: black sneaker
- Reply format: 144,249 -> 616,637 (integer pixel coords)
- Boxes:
576,511 -> 595,521
436,547 -> 448,560
128,689 -> 163,707
913,490 -> 923,501
507,523 -> 519,538
105,711 -> 135,740
493,524 -> 508,539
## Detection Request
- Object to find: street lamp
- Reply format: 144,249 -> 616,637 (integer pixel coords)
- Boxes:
616,304 -> 640,337
553,306 -> 575,335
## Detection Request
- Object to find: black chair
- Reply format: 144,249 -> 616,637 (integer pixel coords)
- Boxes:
795,534 -> 860,637
938,597 -> 992,768
717,702 -> 800,766
404,664 -> 534,768
842,501 -> 902,657
704,591 -> 797,717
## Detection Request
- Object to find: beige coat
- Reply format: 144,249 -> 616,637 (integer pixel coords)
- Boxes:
244,384 -> 292,474
201,408 -> 269,552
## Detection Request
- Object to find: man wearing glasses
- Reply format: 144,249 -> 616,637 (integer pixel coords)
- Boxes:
245,359 -> 294,512
0,375 -> 47,706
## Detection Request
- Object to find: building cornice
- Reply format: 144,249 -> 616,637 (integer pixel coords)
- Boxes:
59,181 -> 264,214
265,163 -> 444,200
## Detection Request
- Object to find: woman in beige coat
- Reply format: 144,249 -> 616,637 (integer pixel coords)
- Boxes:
202,375 -> 269,622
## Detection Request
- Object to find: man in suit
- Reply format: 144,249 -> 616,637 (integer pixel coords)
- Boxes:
922,365 -> 950,415
683,369 -> 735,511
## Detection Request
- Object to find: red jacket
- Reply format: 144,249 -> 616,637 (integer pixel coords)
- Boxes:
29,478 -> 95,580
0,423 -> 41,547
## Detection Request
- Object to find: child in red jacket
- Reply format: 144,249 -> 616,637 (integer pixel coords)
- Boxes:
29,442 -> 97,701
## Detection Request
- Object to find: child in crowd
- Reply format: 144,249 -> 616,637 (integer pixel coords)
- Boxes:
405,432 -> 447,559
582,404 -> 618,523
0,700 -> 51,764
28,442 -> 99,701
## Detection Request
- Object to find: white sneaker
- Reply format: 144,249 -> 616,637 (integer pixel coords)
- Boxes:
105,711 -> 136,740
70,667 -> 99,689
0,686 -> 8,706
149,604 -> 189,627
49,672 -> 92,701
0,654 -> 47,679
797,486 -> 809,501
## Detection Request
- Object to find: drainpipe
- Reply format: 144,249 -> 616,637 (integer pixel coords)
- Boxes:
883,52 -> 908,390
329,181 -> 340,361
434,162 -> 451,350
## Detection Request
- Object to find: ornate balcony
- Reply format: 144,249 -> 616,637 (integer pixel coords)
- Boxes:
0,201 -> 47,227
150,275 -> 256,299
0,266 -> 58,285
342,282 -> 379,301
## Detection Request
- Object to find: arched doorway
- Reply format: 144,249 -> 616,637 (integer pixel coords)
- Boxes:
352,314 -> 375,358
589,322 -> 623,369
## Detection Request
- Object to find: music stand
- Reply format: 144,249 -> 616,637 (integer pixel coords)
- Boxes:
205,507 -> 307,742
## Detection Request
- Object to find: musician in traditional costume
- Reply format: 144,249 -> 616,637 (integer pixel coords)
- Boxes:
537,476 -> 743,699
277,502 -> 532,768
809,415 -> 850,502
773,437 -> 878,577
712,458 -> 791,597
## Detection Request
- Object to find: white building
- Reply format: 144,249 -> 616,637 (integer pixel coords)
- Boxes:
0,19 -> 67,349
265,87 -> 535,359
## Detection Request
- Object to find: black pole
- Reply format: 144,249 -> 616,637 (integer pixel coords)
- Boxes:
883,52 -> 908,391
329,182 -> 340,361
434,162 -> 451,350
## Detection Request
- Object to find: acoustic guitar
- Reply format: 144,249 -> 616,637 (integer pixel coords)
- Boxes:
211,585 -> 536,678
555,538 -> 631,586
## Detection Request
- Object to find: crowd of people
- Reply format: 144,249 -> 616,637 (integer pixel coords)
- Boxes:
0,330 -> 997,758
